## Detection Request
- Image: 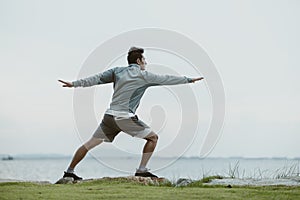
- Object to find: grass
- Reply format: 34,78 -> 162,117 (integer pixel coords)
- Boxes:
1,178 -> 300,200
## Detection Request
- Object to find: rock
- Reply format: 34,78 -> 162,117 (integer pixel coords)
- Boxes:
102,176 -> 170,186
205,178 -> 300,186
175,178 -> 194,187
55,177 -> 75,184
54,176 -> 171,186
291,176 -> 300,182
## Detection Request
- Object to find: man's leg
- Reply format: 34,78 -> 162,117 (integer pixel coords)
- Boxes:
136,132 -> 158,176
116,116 -> 158,177
64,137 -> 103,179
68,137 -> 103,169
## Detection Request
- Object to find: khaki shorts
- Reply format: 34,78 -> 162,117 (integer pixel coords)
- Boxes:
93,114 -> 152,142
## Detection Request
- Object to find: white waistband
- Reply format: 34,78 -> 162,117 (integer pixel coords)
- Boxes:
105,109 -> 135,118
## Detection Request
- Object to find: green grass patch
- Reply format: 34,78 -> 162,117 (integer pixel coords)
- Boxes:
0,179 -> 300,200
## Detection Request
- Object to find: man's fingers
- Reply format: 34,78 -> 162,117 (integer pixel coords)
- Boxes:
58,80 -> 67,84
58,79 -> 73,87
192,77 -> 204,82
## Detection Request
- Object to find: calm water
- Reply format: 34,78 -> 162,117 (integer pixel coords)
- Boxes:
0,157 -> 299,183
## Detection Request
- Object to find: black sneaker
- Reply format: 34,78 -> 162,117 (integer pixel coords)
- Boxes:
135,170 -> 158,178
63,171 -> 83,181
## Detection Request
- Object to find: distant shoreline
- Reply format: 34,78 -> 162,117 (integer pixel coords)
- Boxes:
1,155 -> 300,160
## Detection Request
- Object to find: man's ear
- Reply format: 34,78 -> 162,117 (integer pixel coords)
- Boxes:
136,58 -> 141,64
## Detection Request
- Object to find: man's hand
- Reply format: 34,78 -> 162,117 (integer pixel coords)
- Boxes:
58,80 -> 73,87
191,77 -> 204,83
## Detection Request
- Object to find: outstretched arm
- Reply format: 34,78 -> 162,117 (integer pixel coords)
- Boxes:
142,71 -> 204,86
58,68 -> 115,88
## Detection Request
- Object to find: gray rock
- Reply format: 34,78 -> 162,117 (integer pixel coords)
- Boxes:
175,178 -> 194,187
205,178 -> 300,186
55,177 -> 74,184
291,176 -> 300,182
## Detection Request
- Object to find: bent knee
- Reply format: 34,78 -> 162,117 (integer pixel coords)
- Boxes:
145,133 -> 158,142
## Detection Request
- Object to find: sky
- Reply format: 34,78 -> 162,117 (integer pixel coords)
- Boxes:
0,0 -> 299,158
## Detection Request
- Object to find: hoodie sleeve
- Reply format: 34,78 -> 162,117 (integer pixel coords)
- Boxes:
72,68 -> 115,87
141,71 -> 193,86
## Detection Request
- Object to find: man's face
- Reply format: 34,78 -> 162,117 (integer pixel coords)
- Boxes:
137,56 -> 147,70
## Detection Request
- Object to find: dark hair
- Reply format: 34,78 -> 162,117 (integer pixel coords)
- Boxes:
127,47 -> 144,64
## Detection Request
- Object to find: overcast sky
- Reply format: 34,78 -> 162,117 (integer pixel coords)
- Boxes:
0,0 -> 299,158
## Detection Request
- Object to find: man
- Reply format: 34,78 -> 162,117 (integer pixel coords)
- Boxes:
58,47 -> 203,180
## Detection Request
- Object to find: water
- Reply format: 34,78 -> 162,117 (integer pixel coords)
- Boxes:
0,157 -> 299,183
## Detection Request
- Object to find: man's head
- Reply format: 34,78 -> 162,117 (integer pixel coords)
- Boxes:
127,47 -> 147,70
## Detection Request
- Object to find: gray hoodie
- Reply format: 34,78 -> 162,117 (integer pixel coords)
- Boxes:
72,64 -> 192,115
